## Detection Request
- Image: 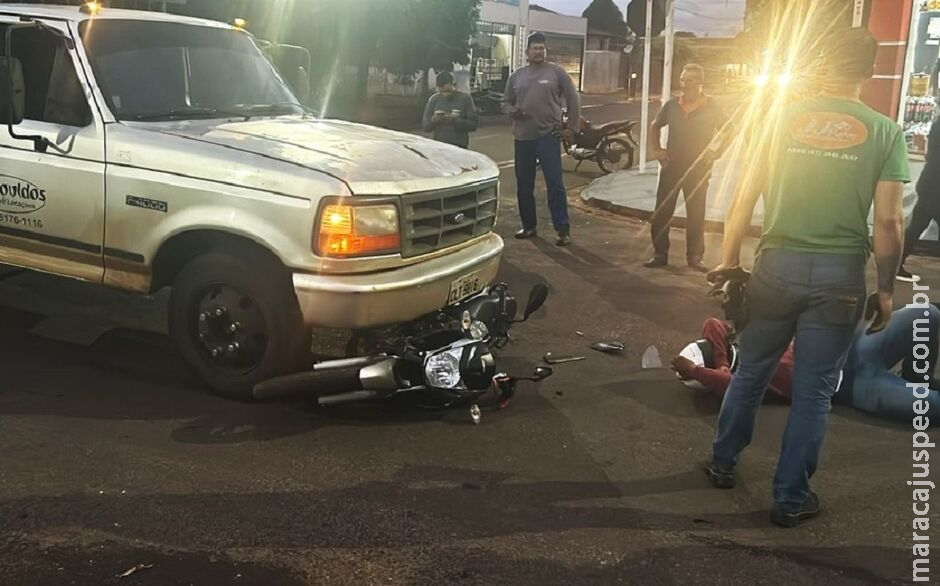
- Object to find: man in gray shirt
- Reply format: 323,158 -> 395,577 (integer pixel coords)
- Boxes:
503,32 -> 581,246
422,72 -> 478,149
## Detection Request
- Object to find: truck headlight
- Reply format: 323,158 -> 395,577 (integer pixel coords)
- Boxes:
424,347 -> 463,389
316,202 -> 401,258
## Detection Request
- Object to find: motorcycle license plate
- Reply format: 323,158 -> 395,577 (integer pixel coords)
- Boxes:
447,271 -> 483,305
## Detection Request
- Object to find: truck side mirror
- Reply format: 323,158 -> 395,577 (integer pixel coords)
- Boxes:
0,57 -> 25,125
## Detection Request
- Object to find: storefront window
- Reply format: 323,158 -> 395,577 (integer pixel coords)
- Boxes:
470,21 -> 516,93
904,1 -> 940,154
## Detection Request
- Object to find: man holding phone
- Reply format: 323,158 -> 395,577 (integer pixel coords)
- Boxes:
704,29 -> 910,528
422,72 -> 478,149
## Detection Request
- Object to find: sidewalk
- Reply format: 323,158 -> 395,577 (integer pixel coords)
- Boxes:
580,158 -> 932,238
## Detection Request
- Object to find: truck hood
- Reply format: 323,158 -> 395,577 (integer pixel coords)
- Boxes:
144,116 -> 498,195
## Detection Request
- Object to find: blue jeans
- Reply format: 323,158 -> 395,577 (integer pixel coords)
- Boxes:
840,305 -> 940,419
514,134 -> 569,231
712,249 -> 866,509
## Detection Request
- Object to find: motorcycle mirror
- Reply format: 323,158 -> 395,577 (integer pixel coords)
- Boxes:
533,366 -> 553,380
522,283 -> 549,321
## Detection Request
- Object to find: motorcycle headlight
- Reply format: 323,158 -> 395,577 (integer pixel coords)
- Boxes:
424,347 -> 463,389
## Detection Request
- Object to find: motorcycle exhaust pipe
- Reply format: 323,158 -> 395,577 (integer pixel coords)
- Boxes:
252,357 -> 399,402
318,390 -> 380,406
252,366 -> 364,401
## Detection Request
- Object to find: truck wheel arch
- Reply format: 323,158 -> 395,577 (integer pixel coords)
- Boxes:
150,230 -> 285,293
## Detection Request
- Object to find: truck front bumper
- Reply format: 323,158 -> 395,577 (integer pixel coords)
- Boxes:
292,233 -> 504,328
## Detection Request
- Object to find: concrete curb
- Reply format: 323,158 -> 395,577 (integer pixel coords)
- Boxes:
578,175 -> 764,237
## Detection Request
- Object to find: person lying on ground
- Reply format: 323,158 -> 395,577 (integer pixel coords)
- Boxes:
672,305 -> 940,421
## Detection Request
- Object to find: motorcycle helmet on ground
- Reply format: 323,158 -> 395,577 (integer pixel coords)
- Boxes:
676,338 -> 738,390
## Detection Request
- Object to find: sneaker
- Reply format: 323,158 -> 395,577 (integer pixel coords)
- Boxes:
703,459 -> 735,489
770,491 -> 821,528
644,256 -> 668,268
514,228 -> 537,240
897,266 -> 921,282
556,234 -> 571,246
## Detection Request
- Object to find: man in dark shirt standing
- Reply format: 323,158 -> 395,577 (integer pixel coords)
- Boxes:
897,116 -> 939,281
422,72 -> 478,149
504,32 -> 581,246
645,64 -> 726,272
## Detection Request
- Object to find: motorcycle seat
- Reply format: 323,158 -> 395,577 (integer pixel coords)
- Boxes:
583,120 -> 636,135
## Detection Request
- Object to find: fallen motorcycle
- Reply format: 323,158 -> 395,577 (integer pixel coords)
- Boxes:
252,283 -> 553,422
561,112 -> 639,174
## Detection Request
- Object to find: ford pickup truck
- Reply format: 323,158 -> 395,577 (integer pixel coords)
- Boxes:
0,4 -> 503,398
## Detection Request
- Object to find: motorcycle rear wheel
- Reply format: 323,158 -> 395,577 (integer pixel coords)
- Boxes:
597,137 -> 635,174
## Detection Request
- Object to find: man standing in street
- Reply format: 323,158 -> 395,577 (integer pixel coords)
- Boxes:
422,72 -> 478,149
646,64 -> 726,272
504,32 -> 581,246
704,29 -> 910,528
897,114 -> 939,281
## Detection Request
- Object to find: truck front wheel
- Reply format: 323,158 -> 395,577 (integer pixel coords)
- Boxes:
168,250 -> 312,399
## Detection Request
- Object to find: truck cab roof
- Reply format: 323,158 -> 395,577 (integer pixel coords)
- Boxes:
0,3 -> 232,30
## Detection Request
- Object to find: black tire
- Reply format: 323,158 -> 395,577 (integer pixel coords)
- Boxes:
597,138 -> 635,174
168,248 -> 312,400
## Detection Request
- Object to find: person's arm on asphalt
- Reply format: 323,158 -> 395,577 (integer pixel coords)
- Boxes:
422,94 -> 437,133
869,180 -> 905,333
692,366 -> 733,396
670,355 -> 732,396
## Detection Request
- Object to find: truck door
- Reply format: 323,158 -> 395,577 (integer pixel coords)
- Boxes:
0,17 -> 104,282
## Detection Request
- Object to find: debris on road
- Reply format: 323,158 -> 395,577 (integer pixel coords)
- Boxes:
544,353 -> 586,364
641,345 -> 663,368
591,340 -> 625,353
117,563 -> 154,578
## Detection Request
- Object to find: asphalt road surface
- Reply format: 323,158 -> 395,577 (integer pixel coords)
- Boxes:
0,98 -> 933,585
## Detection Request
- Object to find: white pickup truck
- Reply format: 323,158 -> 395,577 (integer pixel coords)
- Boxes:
0,4 -> 503,398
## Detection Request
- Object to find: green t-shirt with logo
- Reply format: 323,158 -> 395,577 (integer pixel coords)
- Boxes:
759,96 -> 911,255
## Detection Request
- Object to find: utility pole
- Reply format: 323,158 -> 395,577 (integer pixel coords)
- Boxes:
661,0 -> 675,103
638,0 -> 653,172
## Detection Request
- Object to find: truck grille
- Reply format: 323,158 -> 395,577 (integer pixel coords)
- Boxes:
400,182 -> 498,258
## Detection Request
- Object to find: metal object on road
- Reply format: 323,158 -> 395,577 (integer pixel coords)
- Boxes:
543,353 -> 587,365
470,404 -> 481,425
591,341 -> 625,353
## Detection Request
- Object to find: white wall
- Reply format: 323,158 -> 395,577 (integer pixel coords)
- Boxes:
480,0 -> 529,27
527,10 -> 587,37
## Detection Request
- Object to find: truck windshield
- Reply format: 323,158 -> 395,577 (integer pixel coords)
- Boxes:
79,20 -> 303,121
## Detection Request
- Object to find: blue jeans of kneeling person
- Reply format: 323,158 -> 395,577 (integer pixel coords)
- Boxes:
712,249 -> 866,511
514,133 -> 569,233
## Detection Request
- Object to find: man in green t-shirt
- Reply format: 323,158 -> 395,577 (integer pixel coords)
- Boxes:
703,28 -> 910,528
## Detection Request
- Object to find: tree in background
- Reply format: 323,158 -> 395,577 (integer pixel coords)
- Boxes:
582,0 -> 629,38
376,0 -> 480,96
160,0 -> 480,117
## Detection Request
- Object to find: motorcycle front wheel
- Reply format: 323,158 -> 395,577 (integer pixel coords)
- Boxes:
597,137 -> 635,174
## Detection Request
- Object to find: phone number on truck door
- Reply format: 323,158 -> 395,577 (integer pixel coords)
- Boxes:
0,214 -> 43,229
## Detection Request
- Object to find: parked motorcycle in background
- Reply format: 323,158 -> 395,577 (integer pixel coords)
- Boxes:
559,111 -> 638,174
